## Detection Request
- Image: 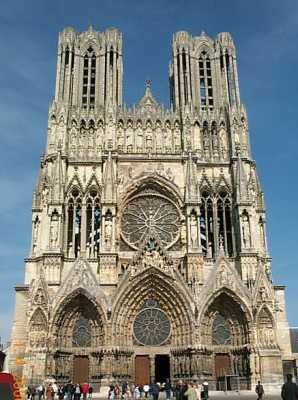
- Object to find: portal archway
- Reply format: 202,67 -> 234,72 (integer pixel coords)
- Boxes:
112,268 -> 195,346
50,290 -> 105,384
112,267 -> 195,383
200,290 -> 251,390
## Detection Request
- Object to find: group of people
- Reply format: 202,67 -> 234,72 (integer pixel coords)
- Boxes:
26,374 -> 298,400
108,380 -> 209,400
26,381 -> 93,400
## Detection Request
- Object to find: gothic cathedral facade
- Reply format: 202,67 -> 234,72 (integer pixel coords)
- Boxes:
10,27 -> 293,390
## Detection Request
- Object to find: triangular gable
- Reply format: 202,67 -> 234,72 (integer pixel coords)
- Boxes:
29,269 -> 49,309
66,173 -> 84,194
199,173 -> 213,192
252,265 -> 274,307
198,255 -> 250,303
214,173 -> 232,193
85,173 -> 102,193
58,258 -> 98,297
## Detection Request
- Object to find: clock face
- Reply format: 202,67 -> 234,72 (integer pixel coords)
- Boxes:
133,307 -> 171,346
121,192 -> 180,250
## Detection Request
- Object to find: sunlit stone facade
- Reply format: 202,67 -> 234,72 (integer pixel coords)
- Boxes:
9,26 -> 293,391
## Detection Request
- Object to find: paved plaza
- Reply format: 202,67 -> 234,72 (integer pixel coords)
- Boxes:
91,393 -> 282,400
90,396 -> 281,400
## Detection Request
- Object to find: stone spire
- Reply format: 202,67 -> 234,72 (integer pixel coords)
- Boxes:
185,153 -> 199,204
102,152 -> 116,204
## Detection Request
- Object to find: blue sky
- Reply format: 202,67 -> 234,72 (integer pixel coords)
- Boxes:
0,0 -> 298,343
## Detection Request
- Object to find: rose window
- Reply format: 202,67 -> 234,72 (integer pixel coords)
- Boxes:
133,305 -> 171,346
121,192 -> 180,249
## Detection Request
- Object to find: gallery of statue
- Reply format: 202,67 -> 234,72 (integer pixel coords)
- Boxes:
9,26 -> 294,391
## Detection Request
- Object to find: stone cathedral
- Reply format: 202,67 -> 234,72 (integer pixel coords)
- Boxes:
10,26 -> 294,391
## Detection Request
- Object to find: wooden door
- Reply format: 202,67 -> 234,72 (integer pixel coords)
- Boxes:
73,356 -> 89,384
135,355 -> 150,386
215,353 -> 231,377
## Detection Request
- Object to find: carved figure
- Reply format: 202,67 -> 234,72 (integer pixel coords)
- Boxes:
241,213 -> 251,249
34,288 -> 45,305
49,220 -> 59,249
105,219 -> 113,249
190,214 -> 198,249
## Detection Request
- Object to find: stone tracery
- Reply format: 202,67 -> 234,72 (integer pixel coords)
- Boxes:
121,186 -> 181,250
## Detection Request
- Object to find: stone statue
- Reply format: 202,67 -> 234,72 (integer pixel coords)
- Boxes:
241,213 -> 251,249
32,218 -> 40,253
42,185 -> 49,206
105,218 -> 113,249
190,214 -> 198,249
34,288 -> 45,305
49,224 -> 58,249
136,123 -> 143,151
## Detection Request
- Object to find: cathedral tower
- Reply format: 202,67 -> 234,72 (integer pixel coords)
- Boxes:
9,27 -> 293,392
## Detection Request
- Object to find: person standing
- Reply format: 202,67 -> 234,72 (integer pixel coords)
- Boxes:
45,384 -> 54,400
81,382 -> 89,400
143,384 -> 150,398
202,381 -> 208,400
164,379 -> 171,400
174,381 -> 184,400
281,374 -> 298,400
88,386 -> 93,399
255,380 -> 264,400
64,381 -> 73,400
150,382 -> 159,400
184,383 -> 197,400
74,383 -> 81,400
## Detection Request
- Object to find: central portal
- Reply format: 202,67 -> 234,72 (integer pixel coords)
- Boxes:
155,355 -> 170,383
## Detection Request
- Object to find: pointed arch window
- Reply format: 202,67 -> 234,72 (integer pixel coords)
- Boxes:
67,188 -> 82,258
82,47 -> 96,109
217,190 -> 234,257
86,189 -> 101,258
72,316 -> 92,347
200,191 -> 215,257
200,190 -> 234,257
198,51 -> 213,110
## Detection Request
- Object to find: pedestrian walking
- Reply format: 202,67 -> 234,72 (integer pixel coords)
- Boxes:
281,374 -> 298,400
255,380 -> 264,400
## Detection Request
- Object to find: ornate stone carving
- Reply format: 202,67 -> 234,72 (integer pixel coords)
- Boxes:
121,192 -> 180,250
